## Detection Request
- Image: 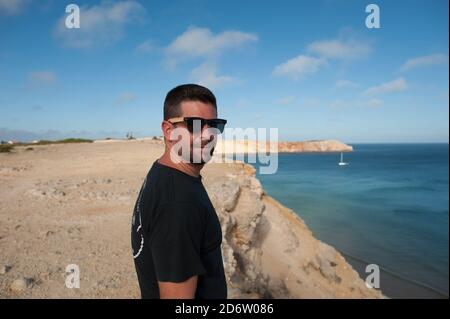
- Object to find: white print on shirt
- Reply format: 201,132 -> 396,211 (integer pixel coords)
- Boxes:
132,177 -> 147,259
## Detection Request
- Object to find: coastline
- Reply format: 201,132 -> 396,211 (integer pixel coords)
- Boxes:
0,139 -> 381,298
212,161 -> 383,298
251,145 -> 449,299
342,252 -> 448,299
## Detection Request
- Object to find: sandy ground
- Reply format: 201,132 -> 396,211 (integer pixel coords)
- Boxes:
0,139 -> 243,298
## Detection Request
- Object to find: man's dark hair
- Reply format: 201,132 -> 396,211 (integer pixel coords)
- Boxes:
163,84 -> 217,120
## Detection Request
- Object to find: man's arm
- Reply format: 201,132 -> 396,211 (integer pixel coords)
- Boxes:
151,202 -> 206,298
158,275 -> 198,299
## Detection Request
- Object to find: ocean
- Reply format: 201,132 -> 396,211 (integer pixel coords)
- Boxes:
249,143 -> 449,298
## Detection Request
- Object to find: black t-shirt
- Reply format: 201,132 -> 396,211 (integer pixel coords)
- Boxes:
131,160 -> 227,299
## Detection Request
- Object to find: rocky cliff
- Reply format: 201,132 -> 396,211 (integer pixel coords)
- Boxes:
214,139 -> 353,154
277,140 -> 353,152
205,162 -> 382,298
0,140 -> 379,299
103,138 -> 354,154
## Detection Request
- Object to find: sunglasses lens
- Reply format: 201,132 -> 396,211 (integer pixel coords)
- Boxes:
214,123 -> 225,133
185,119 -> 193,132
207,120 -> 226,133
183,118 -> 226,133
185,118 -> 204,132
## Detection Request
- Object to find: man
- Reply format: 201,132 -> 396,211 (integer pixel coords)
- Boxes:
131,84 -> 228,299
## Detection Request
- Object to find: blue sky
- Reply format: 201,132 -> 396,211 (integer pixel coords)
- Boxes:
0,0 -> 448,143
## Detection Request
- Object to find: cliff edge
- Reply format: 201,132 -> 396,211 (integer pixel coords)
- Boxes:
205,162 -> 382,298
214,139 -> 353,154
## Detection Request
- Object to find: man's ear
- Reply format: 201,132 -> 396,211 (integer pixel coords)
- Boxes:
161,121 -> 172,143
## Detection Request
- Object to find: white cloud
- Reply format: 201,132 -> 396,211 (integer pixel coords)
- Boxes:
0,0 -> 28,15
272,55 -> 326,80
334,79 -> 358,89
365,78 -> 407,95
400,53 -> 449,72
165,26 -> 257,67
190,62 -> 237,89
28,71 -> 56,86
54,1 -> 146,49
164,26 -> 256,86
307,37 -> 371,59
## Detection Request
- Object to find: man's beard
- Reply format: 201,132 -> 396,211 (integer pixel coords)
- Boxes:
177,145 -> 215,164
191,145 -> 215,165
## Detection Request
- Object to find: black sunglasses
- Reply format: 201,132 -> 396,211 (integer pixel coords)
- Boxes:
168,117 -> 227,133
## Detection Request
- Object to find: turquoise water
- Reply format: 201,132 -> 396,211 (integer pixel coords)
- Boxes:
251,144 -> 449,298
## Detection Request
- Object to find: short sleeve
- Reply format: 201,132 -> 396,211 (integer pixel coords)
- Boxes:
149,202 -> 207,282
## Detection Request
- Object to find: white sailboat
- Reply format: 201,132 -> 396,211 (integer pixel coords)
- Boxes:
338,152 -> 349,166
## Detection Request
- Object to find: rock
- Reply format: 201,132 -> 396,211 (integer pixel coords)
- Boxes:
277,140 -> 353,152
249,176 -> 263,198
27,187 -> 66,199
205,163 -> 383,299
10,278 -> 28,293
229,191 -> 264,246
208,180 -> 240,212
0,265 -> 11,275
213,139 -> 353,154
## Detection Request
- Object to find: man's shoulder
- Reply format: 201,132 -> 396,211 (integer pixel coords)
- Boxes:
144,161 -> 173,192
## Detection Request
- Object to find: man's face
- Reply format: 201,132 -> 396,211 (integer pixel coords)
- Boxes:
169,100 -> 219,165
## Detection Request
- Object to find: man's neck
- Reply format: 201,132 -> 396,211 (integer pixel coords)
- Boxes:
158,151 -> 203,178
